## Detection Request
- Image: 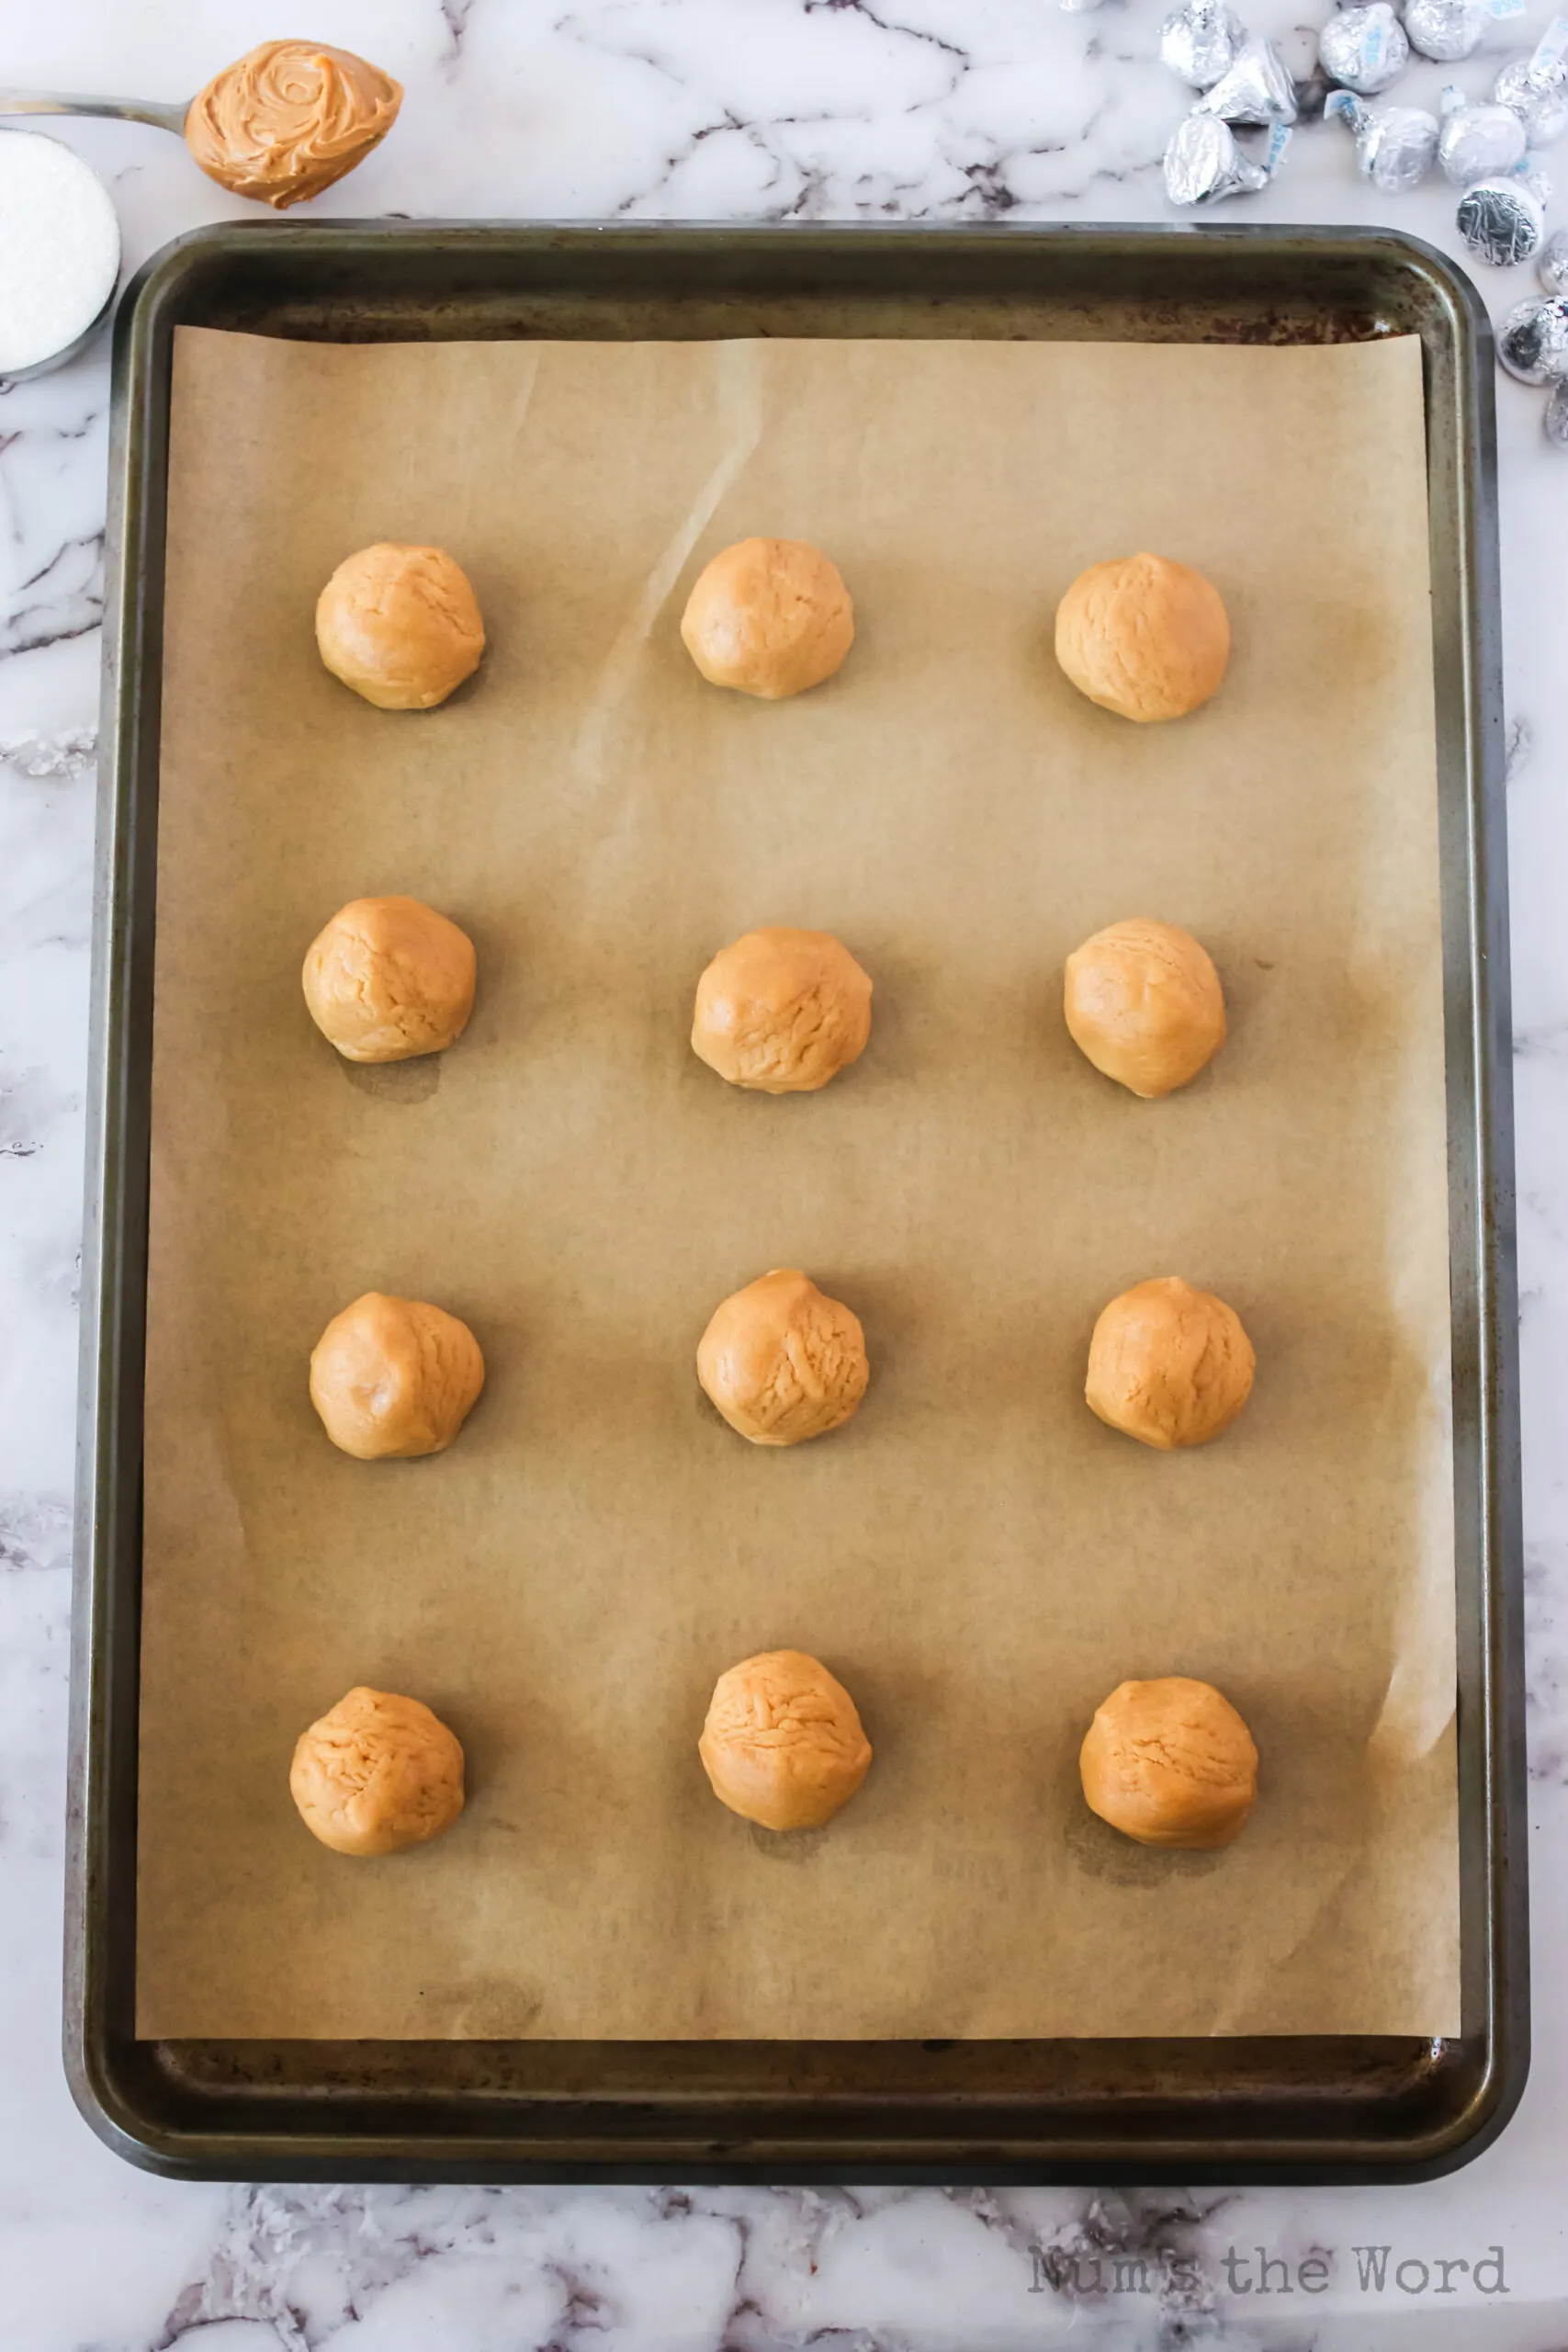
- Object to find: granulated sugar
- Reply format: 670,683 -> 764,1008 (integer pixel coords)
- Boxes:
0,129 -> 120,375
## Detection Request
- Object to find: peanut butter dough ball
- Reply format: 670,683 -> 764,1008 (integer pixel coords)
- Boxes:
699,1649 -> 873,1830
1080,1676 -> 1258,1849
302,895 -> 476,1063
1086,1276 -> 1254,1451
692,926 -> 873,1093
315,542 -> 484,710
681,537 -> 854,699
1055,552 -> 1229,723
697,1269 -> 869,1446
310,1292 -> 485,1460
290,1685 -> 465,1855
1064,917 -> 1225,1099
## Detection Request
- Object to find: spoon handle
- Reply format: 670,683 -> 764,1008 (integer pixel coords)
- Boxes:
0,90 -> 188,136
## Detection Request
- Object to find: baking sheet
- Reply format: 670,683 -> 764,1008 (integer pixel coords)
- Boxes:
137,325 -> 1458,2040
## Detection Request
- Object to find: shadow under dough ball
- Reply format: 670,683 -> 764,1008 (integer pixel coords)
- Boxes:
1080,1676 -> 1258,1849
680,537 -> 854,698
290,1685 -> 465,1855
691,925 -> 873,1093
1055,551 -> 1229,722
700,1649 -> 873,1830
302,895 -> 476,1063
315,541 -> 484,709
1064,916 -> 1225,1098
310,1292 -> 485,1459
1086,1275 -> 1254,1450
697,1268 -> 869,1445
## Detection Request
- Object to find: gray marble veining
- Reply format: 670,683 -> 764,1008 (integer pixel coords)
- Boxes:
4,2 -> 1568,2344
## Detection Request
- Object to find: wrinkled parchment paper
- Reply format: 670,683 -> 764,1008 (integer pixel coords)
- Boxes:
137,327 -> 1458,2038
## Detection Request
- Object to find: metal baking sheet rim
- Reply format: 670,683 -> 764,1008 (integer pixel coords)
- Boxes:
64,220 -> 1528,2184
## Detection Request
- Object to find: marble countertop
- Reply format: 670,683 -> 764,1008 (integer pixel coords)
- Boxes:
4,3 -> 1567,2346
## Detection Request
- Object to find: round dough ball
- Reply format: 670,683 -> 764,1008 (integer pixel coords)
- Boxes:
1064,917 -> 1225,1099
310,1292 -> 485,1459
1055,552 -> 1229,723
290,1684 -> 465,1855
302,895 -> 476,1063
315,542 -> 484,710
1080,1676 -> 1258,1849
681,537 -> 854,699
697,1268 -> 869,1447
1086,1275 -> 1254,1451
692,926 -> 873,1094
700,1648 -> 872,1830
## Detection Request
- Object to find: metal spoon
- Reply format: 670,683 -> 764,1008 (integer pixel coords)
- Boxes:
0,90 -> 190,135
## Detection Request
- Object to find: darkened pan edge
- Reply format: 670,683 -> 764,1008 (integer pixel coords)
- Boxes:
64,220 -> 1527,2185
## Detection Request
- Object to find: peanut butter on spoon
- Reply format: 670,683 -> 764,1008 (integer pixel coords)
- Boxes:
184,40 -> 401,209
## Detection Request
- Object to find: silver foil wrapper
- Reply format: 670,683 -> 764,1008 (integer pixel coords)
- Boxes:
1438,89 -> 1529,185
1404,0 -> 1485,62
1318,2 -> 1410,95
1546,375 -> 1568,441
1325,91 -> 1438,189
1539,225 -> 1568,291
1195,36 -> 1300,123
1495,19 -> 1568,147
1495,62 -> 1568,145
1164,111 -> 1272,202
1457,174 -> 1546,265
1159,0 -> 1245,88
1496,293 -> 1568,380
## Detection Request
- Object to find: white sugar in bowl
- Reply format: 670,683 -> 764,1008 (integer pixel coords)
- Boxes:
0,127 -> 120,379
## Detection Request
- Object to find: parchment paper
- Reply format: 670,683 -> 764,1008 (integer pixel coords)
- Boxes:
138,325 -> 1459,2039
